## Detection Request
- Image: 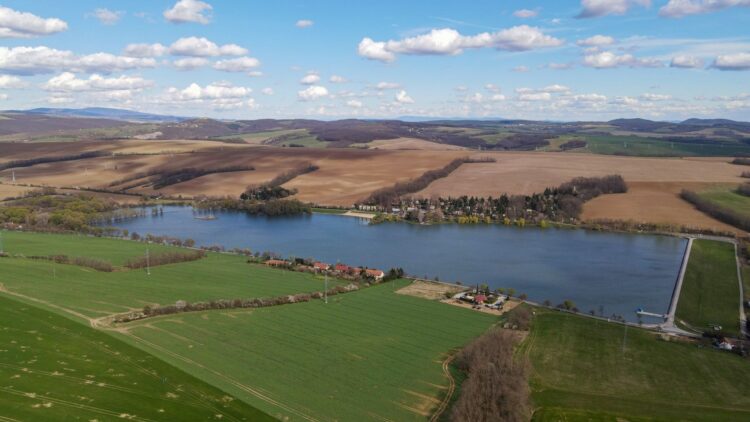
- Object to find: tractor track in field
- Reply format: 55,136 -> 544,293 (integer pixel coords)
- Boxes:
430,354 -> 456,422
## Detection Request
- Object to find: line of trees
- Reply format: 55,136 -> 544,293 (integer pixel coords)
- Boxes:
240,163 -> 319,200
152,166 -> 254,189
195,197 -> 311,216
732,158 -> 750,166
115,284 -> 360,323
124,250 -> 206,269
366,157 -> 495,207
737,184 -> 750,197
0,151 -> 109,171
28,254 -> 113,272
450,328 -> 531,422
681,189 -> 750,231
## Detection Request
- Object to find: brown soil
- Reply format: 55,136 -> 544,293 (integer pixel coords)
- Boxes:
396,280 -> 465,300
581,181 -> 743,234
363,138 -> 468,151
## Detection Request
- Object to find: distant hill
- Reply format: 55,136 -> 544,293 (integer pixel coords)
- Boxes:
0,112 -> 131,136
14,107 -> 187,123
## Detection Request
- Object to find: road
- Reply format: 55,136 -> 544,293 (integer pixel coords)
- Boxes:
661,237 -> 693,334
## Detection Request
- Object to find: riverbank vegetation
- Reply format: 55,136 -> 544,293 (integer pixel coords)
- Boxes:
522,309 -> 750,421
677,240 -> 741,336
373,174 -> 627,226
195,196 -> 311,216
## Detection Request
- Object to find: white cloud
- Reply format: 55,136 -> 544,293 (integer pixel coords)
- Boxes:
47,95 -> 74,104
660,0 -> 750,18
295,19 -> 314,28
91,8 -> 123,25
300,73 -> 321,84
346,99 -> 363,108
712,52 -> 750,70
0,6 -> 68,38
513,65 -> 530,72
513,9 -> 539,18
542,84 -> 570,93
670,55 -> 704,68
213,57 -> 261,72
358,26 -> 562,62
0,74 -> 27,88
571,93 -> 608,102
173,57 -> 208,70
548,62 -> 574,70
170,37 -> 247,57
0,93 -> 8,100
376,81 -> 400,90
640,93 -> 672,101
578,0 -> 651,18
164,0 -> 212,24
582,51 -> 663,68
485,84 -> 501,93
395,90 -> 414,104
576,35 -> 615,47
42,72 -> 153,92
298,85 -> 329,101
261,87 -> 274,95
247,71 -> 263,77
166,81 -> 252,102
124,43 -> 168,58
518,92 -> 552,101
329,75 -> 347,83
0,46 -> 156,75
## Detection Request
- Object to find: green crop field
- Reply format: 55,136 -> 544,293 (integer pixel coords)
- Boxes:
0,231 -> 343,319
676,240 -> 741,336
523,310 -> 750,421
115,283 -> 496,421
577,135 -> 750,157
0,294 -> 272,421
698,187 -> 750,219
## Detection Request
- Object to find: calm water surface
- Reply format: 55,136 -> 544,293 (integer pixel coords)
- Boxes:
112,206 -> 687,322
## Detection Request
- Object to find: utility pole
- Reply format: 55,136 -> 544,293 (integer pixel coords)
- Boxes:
146,248 -> 151,276
324,273 -> 328,304
11,171 -> 15,183
0,231 -> 3,254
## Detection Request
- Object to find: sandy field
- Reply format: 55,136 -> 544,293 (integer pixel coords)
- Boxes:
396,280 -> 466,300
0,183 -> 32,200
362,137 -> 468,151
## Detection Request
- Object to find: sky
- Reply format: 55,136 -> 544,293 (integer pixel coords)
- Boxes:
0,0 -> 749,121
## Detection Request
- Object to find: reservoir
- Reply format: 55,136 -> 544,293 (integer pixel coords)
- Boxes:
111,206 -> 688,322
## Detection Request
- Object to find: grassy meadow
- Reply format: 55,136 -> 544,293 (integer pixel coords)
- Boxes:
524,310 -> 750,421
0,294 -> 272,421
576,135 -> 750,157
698,187 -> 750,219
677,239 -> 741,336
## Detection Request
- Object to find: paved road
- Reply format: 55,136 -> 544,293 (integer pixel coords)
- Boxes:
661,237 -> 693,334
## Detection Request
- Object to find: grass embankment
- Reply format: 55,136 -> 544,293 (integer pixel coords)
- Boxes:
676,239 -> 741,335
117,282 -> 496,421
699,187 -> 750,218
0,231 -> 343,319
524,310 -> 750,421
0,294 -> 272,421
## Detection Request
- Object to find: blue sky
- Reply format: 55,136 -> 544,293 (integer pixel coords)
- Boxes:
0,0 -> 749,120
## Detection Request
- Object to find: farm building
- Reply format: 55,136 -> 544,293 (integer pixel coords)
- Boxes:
313,262 -> 330,271
265,259 -> 289,267
365,269 -> 385,281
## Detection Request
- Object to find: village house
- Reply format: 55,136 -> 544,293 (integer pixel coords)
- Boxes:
313,262 -> 330,271
334,263 -> 350,273
365,269 -> 385,281
265,259 -> 289,267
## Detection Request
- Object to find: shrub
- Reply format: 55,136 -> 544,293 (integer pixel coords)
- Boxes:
124,250 -> 206,269
451,329 -> 530,422
731,158 -> 750,166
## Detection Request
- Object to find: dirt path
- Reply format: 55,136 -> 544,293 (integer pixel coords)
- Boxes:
430,354 -> 456,422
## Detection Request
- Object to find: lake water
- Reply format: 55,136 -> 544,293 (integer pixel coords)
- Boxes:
111,206 -> 688,322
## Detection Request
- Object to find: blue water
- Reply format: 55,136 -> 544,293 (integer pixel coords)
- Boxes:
111,206 -> 687,321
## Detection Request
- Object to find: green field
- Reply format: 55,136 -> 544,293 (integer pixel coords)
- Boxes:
698,187 -> 750,219
0,231 -> 342,319
118,283 -> 496,421
676,240 -> 741,335
524,310 -> 750,421
0,231 -> 497,420
577,135 -> 750,157
0,294 -> 272,421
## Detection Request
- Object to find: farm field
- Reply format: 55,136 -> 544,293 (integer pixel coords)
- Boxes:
0,294 -> 272,421
523,310 -> 750,421
116,282 -> 497,421
676,239 -> 741,336
0,231 -> 343,319
578,134 -> 750,157
697,186 -> 750,219
582,182 -> 742,233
